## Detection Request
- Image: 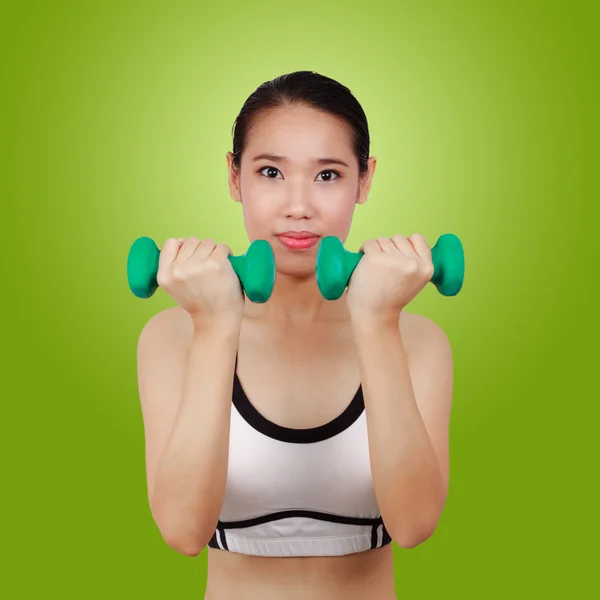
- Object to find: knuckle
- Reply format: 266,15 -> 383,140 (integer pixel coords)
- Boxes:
157,271 -> 171,287
171,265 -> 185,281
405,260 -> 419,273
205,258 -> 222,272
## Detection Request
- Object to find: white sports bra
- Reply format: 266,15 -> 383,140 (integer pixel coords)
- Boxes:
207,353 -> 392,557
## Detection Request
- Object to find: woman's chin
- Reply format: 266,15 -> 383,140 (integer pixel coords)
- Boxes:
275,264 -> 317,280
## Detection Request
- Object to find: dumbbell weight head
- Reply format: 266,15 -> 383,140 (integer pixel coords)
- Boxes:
229,239 -> 276,304
430,233 -> 464,297
127,237 -> 161,299
315,236 -> 361,301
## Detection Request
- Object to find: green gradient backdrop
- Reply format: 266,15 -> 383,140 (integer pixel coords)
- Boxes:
2,0 -> 597,598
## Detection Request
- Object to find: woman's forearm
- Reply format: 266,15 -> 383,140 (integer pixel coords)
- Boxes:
352,314 -> 445,548
152,319 -> 241,555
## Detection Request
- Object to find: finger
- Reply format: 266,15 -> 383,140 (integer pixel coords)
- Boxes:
177,237 -> 201,260
358,239 -> 381,254
193,239 -> 219,261
211,243 -> 233,260
407,233 -> 432,261
376,236 -> 398,253
158,238 -> 184,274
184,238 -> 217,261
391,234 -> 416,257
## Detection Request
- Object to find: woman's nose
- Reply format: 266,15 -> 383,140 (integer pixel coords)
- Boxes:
285,181 -> 313,217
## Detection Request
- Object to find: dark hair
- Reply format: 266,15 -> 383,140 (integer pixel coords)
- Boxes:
231,71 -> 370,174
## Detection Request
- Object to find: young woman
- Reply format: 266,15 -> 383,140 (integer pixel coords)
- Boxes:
137,71 -> 453,600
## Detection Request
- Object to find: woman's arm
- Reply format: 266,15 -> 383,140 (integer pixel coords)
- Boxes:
137,308 -> 241,556
351,312 -> 452,549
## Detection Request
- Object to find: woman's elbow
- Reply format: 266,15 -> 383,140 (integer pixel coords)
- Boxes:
395,521 -> 438,549
162,529 -> 208,557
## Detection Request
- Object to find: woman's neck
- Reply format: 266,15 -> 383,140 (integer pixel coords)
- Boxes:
242,273 -> 350,327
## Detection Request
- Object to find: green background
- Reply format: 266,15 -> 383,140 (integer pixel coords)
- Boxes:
2,0 -> 597,597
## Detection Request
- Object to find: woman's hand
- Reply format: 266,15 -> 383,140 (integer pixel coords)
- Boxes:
157,237 -> 245,327
346,233 -> 434,323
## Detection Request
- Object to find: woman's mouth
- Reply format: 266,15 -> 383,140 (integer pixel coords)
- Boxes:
276,235 -> 320,250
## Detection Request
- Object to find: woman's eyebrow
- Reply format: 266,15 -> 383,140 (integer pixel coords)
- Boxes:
251,153 -> 349,167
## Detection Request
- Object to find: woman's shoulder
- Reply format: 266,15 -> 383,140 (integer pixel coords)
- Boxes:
400,309 -> 441,333
399,310 -> 449,357
138,306 -> 195,352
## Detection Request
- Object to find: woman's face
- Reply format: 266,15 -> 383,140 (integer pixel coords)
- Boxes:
226,103 -> 376,276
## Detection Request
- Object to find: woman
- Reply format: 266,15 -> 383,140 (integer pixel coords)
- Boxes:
137,71 -> 453,600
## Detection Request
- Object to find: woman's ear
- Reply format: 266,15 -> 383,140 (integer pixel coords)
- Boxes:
226,152 -> 241,203
357,156 -> 377,205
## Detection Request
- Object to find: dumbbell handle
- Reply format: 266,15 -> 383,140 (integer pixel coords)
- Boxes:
316,233 -> 465,300
127,237 -> 276,303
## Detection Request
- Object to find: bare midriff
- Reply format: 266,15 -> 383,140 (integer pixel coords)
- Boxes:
204,545 -> 397,600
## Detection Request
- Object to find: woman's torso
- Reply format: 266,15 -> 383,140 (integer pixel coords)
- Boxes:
172,306 -> 412,600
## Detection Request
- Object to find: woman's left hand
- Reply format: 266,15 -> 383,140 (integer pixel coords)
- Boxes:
346,233 -> 434,322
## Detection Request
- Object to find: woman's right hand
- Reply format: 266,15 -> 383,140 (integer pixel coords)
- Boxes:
156,237 -> 245,326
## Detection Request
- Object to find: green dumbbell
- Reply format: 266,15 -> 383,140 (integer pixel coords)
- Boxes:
127,237 -> 276,303
316,233 -> 465,300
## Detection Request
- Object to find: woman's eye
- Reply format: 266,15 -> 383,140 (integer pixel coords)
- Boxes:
259,166 -> 282,179
316,170 -> 340,182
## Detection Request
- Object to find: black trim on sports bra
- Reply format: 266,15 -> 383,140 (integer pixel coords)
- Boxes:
207,511 -> 393,552
219,509 -> 382,529
232,352 -> 365,444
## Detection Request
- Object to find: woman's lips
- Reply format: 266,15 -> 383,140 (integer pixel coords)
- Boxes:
277,235 -> 320,249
